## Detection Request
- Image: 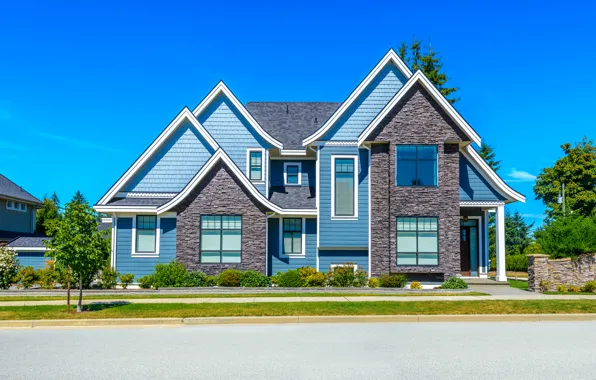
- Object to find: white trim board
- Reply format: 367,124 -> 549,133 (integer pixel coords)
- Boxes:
278,217 -> 307,258
97,107 -> 219,206
330,154 -> 359,220
358,71 -> 482,146
283,162 -> 302,186
302,49 -> 412,145
6,247 -> 48,252
192,81 -> 283,149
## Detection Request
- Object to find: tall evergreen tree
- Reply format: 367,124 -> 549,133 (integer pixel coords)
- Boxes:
36,192 -> 62,236
398,38 -> 459,103
477,141 -> 502,172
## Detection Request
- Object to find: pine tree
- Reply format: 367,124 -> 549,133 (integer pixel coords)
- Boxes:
36,192 -> 62,236
477,141 -> 502,172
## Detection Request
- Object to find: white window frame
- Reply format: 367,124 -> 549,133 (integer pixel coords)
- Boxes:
283,162 -> 302,186
131,215 -> 161,257
6,200 -> 27,212
279,217 -> 306,258
246,148 -> 265,183
330,155 -> 359,220
329,263 -> 358,272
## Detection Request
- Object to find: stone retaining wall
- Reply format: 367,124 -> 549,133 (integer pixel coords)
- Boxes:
528,254 -> 596,292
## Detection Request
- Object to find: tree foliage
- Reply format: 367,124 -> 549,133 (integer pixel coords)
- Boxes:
534,136 -> 596,219
398,38 -> 459,103
477,141 -> 502,172
0,247 -> 18,289
489,210 -> 534,258
534,215 -> 596,259
36,192 -> 61,236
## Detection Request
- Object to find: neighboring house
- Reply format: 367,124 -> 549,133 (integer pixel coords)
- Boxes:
95,49 -> 524,283
0,174 -> 49,269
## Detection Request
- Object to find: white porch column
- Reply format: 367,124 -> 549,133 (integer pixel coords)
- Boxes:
495,205 -> 507,282
481,209 -> 489,278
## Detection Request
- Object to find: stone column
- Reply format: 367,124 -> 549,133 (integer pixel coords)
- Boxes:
527,254 -> 549,292
495,204 -> 507,282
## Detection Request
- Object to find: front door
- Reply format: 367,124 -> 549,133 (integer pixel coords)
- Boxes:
460,226 -> 471,275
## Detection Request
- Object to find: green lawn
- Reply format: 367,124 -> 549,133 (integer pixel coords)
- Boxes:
508,279 -> 529,291
544,292 -> 596,295
0,292 -> 488,302
2,300 -> 596,320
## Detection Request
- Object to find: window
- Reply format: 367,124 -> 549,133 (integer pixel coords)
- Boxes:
397,217 -> 438,266
136,216 -> 157,253
396,145 -> 437,186
332,156 -> 357,217
6,200 -> 27,212
248,149 -> 263,181
282,218 -> 303,255
200,215 -> 242,263
283,162 -> 302,185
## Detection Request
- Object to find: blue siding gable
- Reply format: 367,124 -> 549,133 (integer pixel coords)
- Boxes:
123,122 -> 216,193
15,251 -> 49,270
459,154 -> 506,201
197,94 -> 272,195
324,63 -> 406,141
0,200 -> 34,234
270,160 -> 315,187
268,218 -> 317,275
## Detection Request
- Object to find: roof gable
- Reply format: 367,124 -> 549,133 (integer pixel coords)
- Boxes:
0,174 -> 42,205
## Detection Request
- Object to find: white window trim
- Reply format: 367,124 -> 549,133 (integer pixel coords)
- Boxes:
279,217 -> 306,258
6,200 -> 27,212
329,263 -> 358,272
330,155 -> 359,220
246,148 -> 265,183
283,162 -> 302,186
131,215 -> 161,257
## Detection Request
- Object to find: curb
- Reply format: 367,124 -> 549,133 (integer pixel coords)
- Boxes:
1,314 -> 596,329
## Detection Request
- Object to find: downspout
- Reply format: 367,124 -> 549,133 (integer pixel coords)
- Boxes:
265,212 -> 276,276
362,144 -> 372,278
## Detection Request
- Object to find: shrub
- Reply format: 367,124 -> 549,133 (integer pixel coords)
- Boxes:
556,284 -> 567,292
581,280 -> 596,293
539,279 -> 551,292
368,277 -> 379,288
184,271 -> 207,287
0,247 -> 18,289
151,260 -> 189,288
138,275 -> 153,289
100,265 -> 119,289
270,272 -> 281,286
277,269 -> 303,287
303,272 -> 326,287
409,281 -> 422,290
119,273 -> 135,289
441,277 -> 468,289
568,285 -> 580,293
353,269 -> 368,287
240,270 -> 270,287
535,215 -> 596,259
56,266 -> 71,289
37,260 -> 58,289
17,266 -> 38,289
379,274 -> 407,288
327,264 -> 357,287
298,266 -> 317,281
505,254 -> 528,272
204,276 -> 218,287
217,269 -> 244,287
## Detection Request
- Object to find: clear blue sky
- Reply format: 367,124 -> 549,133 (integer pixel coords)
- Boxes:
1,1 -> 594,226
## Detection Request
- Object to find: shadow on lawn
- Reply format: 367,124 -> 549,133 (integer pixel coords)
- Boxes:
83,302 -> 131,312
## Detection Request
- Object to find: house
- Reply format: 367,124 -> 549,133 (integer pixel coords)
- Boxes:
94,49 -> 524,283
0,174 -> 50,269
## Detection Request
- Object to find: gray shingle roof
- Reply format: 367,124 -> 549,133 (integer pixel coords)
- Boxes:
6,236 -> 50,248
106,198 -> 172,206
269,186 -> 316,209
245,102 -> 341,149
0,174 -> 42,205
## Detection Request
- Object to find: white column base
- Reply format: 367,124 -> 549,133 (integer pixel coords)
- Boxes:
495,275 -> 508,282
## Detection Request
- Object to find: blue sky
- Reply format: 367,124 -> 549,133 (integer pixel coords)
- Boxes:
0,0 -> 594,226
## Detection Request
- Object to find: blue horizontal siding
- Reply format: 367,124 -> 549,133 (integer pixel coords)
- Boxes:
318,145 -> 369,248
0,202 -> 34,234
15,251 -> 49,270
318,250 -> 368,273
459,154 -> 506,201
123,122 -> 216,192
270,160 -> 315,187
115,217 -> 177,281
268,218 -> 317,275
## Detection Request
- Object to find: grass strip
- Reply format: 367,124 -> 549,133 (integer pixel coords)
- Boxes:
1,300 -> 596,320
508,280 -> 529,291
0,292 -> 488,302
544,292 -> 596,295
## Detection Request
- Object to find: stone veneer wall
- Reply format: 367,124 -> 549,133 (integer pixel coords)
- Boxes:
174,162 -> 268,275
528,254 -> 596,292
369,84 -> 467,280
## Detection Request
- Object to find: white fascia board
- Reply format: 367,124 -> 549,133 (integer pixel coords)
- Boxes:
97,107 -> 219,206
192,81 -> 283,149
156,149 -> 317,216
462,145 -> 526,203
280,149 -> 307,156
94,206 -> 159,214
358,71 -> 482,146
7,247 -> 49,252
302,49 -> 413,146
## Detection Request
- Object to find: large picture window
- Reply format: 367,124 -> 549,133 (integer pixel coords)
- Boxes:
396,145 -> 437,186
397,217 -> 438,266
333,157 -> 356,217
283,218 -> 302,255
136,215 -> 157,253
200,215 -> 242,263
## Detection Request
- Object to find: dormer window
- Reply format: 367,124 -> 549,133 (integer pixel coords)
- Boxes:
247,148 -> 264,182
283,162 -> 302,185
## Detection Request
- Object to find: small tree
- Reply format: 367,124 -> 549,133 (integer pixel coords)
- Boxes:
45,192 -> 110,312
0,246 -> 18,289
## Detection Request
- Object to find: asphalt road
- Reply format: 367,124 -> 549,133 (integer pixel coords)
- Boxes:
1,322 -> 595,380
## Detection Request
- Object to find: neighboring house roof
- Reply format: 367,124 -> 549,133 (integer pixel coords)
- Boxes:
6,236 -> 50,248
269,186 -> 316,209
0,230 -> 46,243
245,102 -> 341,150
0,174 -> 42,205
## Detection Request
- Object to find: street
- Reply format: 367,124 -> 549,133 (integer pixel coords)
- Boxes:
1,322 -> 595,379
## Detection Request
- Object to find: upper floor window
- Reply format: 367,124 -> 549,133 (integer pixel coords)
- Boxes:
247,149 -> 264,182
397,217 -> 438,266
332,156 -> 358,218
396,145 -> 437,187
6,200 -> 27,212
200,215 -> 242,263
135,215 -> 157,253
282,218 -> 303,255
284,162 -> 302,185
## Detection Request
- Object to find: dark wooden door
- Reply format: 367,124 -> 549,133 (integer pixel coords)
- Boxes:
460,227 -> 471,274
